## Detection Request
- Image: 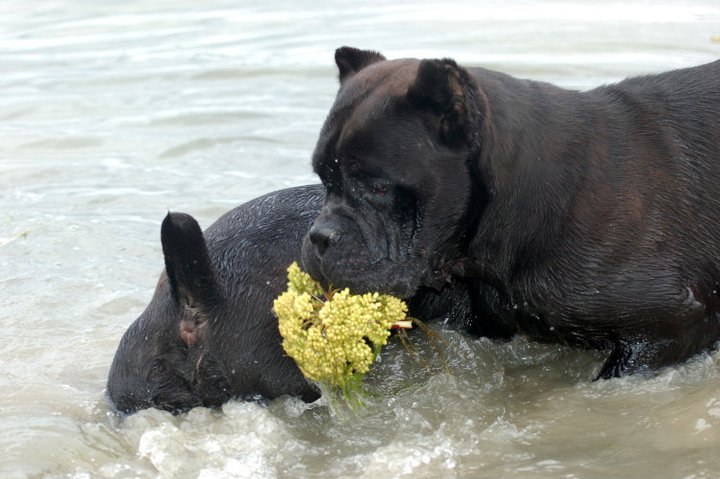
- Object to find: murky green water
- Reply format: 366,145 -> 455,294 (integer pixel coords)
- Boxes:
2,1 -> 720,477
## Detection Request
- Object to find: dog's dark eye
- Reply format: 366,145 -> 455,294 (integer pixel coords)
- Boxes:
373,183 -> 389,196
360,179 -> 392,205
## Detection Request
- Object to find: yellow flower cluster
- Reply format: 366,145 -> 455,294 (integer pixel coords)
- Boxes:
274,262 -> 408,398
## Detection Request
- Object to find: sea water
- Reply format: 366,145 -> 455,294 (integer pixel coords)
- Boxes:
2,1 -> 720,477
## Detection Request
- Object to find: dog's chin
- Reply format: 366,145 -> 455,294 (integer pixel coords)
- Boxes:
331,270 -> 420,298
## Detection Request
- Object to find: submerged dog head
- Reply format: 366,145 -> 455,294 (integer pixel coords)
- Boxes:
108,198 -> 322,414
301,47 -> 490,297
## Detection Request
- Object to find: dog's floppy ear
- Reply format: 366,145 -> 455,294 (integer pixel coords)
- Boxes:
407,59 -> 473,147
335,46 -> 386,83
161,212 -> 220,310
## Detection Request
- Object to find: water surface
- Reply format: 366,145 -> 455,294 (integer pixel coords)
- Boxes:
2,1 -> 720,477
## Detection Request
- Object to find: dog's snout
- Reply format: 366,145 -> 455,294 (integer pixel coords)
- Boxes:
308,224 -> 341,256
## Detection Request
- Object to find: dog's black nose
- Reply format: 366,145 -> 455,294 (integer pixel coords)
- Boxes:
308,224 -> 341,256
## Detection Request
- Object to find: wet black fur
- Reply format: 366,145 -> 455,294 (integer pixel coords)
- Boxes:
302,47 -> 720,378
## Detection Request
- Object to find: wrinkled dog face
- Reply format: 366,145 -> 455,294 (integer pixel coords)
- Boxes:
301,47 -> 485,297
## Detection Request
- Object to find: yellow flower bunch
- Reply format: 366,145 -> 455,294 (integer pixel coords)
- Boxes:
274,262 -> 409,403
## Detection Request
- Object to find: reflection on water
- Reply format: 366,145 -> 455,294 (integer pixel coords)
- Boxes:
1,0 -> 720,477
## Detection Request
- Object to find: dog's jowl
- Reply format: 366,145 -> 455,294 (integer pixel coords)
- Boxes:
301,46 -> 720,378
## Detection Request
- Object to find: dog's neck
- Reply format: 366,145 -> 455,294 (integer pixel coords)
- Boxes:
470,68 -> 583,192
466,69 -> 594,284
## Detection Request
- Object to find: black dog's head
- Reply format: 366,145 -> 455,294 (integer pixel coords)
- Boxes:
301,47 -> 489,297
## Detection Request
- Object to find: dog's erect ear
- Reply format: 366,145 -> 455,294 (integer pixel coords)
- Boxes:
335,46 -> 386,83
407,59 -> 472,147
161,212 -> 220,310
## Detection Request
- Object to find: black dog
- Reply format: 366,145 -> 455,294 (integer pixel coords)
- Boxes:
107,185 -> 470,413
301,47 -> 720,379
